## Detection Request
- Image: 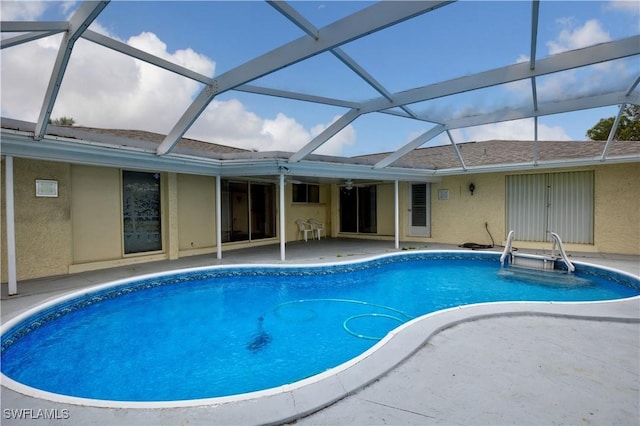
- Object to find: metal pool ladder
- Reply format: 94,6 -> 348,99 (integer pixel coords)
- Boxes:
500,230 -> 575,273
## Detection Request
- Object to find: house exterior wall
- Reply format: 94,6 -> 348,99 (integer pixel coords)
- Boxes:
394,164 -> 639,254
71,165 -> 122,264
1,158 -> 638,283
428,173 -> 506,246
594,162 -> 640,254
1,158 -> 73,281
377,183 -> 396,236
177,174 -> 216,255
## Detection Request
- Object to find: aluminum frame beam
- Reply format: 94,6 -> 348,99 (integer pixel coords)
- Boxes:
529,0 -> 540,71
0,21 -> 69,32
445,91 -> 639,129
82,29 -> 212,84
1,30 -> 66,49
361,36 -> 640,113
626,75 -> 640,97
34,1 -> 110,140
157,0 -> 453,155
601,103 -> 626,160
234,85 -> 360,109
268,0 -> 422,119
374,125 -> 446,169
374,90 -> 639,168
288,108 -> 362,163
446,130 -> 467,171
301,36 -> 639,167
2,1 -> 636,176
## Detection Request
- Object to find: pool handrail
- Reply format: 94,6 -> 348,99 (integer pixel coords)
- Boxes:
550,232 -> 575,272
500,230 -> 515,266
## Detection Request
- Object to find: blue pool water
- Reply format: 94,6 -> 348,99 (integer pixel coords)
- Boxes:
2,252 -> 638,402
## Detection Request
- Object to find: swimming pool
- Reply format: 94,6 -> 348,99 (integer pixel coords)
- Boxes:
1,251 -> 639,407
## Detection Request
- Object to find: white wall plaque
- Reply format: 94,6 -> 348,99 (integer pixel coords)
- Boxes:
35,180 -> 58,197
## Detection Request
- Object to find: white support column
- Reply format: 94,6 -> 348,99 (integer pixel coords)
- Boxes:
216,176 -> 222,260
279,173 -> 286,261
394,179 -> 400,250
5,156 -> 18,295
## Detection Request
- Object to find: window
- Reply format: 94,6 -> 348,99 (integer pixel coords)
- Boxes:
506,171 -> 594,244
292,183 -> 319,203
221,180 -> 276,243
339,185 -> 377,233
122,171 -> 162,254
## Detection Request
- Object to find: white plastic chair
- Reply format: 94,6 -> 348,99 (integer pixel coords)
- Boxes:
308,218 -> 326,239
295,219 -> 313,242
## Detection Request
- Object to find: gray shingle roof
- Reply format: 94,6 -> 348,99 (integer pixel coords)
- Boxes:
3,118 -> 638,171
358,140 -> 640,170
70,127 -> 250,156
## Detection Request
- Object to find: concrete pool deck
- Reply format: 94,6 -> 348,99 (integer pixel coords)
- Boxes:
1,239 -> 639,425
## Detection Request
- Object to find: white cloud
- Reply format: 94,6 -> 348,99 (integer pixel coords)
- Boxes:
0,1 -> 48,20
456,119 -> 571,142
190,103 -> 302,152
494,16 -> 632,142
546,19 -> 611,54
421,17 -> 618,130
606,0 -> 640,15
60,1 -> 78,17
536,18 -> 634,102
311,117 -> 356,156
0,3 -> 357,155
189,108 -> 356,155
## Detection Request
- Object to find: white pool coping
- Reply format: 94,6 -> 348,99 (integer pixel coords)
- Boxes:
2,251 -> 639,425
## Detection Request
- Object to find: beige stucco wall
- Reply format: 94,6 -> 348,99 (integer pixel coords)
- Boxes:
71,165 -> 122,264
177,174 -> 216,254
1,158 -> 73,281
376,183 -> 396,236
428,173 -> 506,246
594,162 -> 640,254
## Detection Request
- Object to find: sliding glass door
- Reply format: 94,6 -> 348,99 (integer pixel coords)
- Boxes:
339,185 -> 377,234
221,180 -> 276,243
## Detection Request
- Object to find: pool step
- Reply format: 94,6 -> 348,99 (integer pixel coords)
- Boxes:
511,253 -> 557,271
500,231 -> 575,273
498,264 -> 591,287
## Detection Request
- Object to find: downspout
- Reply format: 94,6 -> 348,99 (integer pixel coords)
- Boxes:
5,156 -> 18,295
216,176 -> 222,260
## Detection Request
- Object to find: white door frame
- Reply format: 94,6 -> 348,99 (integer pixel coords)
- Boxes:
408,183 -> 430,237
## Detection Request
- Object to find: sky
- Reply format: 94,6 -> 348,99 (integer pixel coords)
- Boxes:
1,0 -> 639,157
